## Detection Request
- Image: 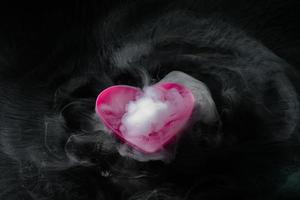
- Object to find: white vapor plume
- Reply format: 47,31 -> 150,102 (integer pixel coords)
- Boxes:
120,87 -> 172,137
117,71 -> 219,162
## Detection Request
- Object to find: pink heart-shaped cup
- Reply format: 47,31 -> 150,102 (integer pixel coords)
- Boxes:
95,82 -> 195,153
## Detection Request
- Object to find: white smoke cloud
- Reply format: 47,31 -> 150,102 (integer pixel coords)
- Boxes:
120,87 -> 171,137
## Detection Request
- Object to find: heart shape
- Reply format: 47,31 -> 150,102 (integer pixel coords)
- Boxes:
95,82 -> 195,153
